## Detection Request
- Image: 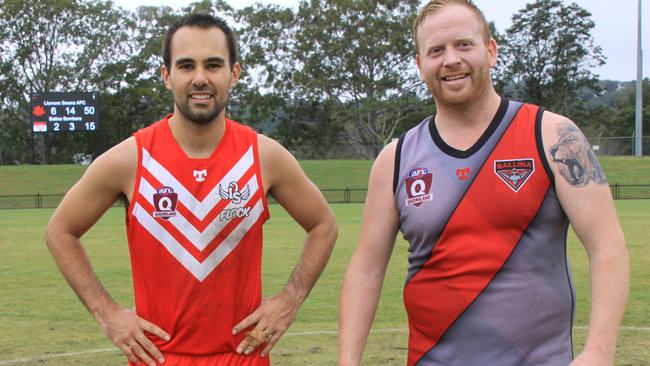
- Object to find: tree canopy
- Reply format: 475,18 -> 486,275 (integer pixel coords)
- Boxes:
0,0 -> 643,164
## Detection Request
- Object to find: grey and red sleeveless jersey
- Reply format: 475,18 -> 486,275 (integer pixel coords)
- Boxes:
394,99 -> 574,366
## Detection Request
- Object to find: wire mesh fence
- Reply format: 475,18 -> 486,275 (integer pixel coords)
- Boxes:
0,185 -> 647,210
586,136 -> 650,156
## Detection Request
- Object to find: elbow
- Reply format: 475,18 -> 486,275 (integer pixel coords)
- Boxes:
326,210 -> 339,246
311,209 -> 339,252
45,220 -> 68,253
44,222 -> 58,251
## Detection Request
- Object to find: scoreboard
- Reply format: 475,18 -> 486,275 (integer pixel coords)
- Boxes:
30,92 -> 100,133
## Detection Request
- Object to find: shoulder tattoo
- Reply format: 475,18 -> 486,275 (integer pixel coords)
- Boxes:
548,121 -> 607,187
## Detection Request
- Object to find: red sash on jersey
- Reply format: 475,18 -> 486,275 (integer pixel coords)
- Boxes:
403,105 -> 550,365
127,116 -> 269,357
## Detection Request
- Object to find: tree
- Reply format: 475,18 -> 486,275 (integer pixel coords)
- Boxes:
295,0 -> 427,158
610,79 -> 650,137
500,0 -> 605,118
272,99 -> 348,159
237,0 -> 426,158
231,3 -> 297,133
0,0 -> 132,163
85,5 -> 180,157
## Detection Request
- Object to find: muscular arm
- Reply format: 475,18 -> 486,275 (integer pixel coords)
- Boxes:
339,142 -> 400,366
46,139 -> 133,315
46,138 -> 169,366
542,114 -> 629,365
233,134 -> 338,357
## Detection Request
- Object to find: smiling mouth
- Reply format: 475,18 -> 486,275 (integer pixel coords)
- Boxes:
190,94 -> 212,100
442,74 -> 468,81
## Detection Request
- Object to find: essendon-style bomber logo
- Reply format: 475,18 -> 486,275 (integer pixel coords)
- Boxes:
494,159 -> 534,192
405,167 -> 433,207
153,186 -> 178,219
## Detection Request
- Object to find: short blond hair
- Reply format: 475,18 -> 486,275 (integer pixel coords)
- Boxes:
413,0 -> 491,54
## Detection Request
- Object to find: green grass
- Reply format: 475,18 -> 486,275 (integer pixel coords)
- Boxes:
599,156 -> 650,185
0,201 -> 648,365
0,164 -> 86,195
0,156 -> 647,196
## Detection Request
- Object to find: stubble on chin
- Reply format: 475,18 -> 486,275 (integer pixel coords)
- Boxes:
175,97 -> 227,125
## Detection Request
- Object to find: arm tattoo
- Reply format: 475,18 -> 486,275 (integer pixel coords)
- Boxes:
548,121 -> 607,187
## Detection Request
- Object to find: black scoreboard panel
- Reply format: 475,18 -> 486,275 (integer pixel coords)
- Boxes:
30,92 -> 99,133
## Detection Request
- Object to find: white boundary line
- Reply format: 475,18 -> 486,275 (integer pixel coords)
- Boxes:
1,326 -> 648,365
0,348 -> 117,365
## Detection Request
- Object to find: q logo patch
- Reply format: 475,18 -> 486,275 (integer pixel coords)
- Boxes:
405,167 -> 433,207
153,186 -> 178,219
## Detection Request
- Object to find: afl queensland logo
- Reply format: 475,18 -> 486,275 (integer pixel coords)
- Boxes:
494,158 -> 534,192
153,186 -> 178,219
405,167 -> 433,207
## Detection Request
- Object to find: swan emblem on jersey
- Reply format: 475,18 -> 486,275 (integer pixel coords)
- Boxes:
152,186 -> 178,219
405,167 -> 433,207
494,159 -> 534,192
218,182 -> 252,221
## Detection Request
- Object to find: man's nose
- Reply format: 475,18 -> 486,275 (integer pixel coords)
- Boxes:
442,48 -> 461,67
192,67 -> 208,87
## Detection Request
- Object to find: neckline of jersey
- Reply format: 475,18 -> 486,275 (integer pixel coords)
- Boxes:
428,97 -> 508,159
163,114 -> 232,162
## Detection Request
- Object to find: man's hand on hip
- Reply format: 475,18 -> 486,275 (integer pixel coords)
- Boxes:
95,304 -> 170,366
232,290 -> 301,357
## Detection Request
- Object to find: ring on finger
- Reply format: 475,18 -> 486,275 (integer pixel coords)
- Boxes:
245,329 -> 266,346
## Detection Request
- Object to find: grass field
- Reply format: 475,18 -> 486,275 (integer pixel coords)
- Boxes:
1,157 -> 648,195
0,199 -> 648,365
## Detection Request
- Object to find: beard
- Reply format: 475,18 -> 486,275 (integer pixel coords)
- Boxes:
426,62 -> 492,109
174,91 -> 229,125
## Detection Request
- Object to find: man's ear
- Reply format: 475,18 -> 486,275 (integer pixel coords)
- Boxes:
415,53 -> 426,81
229,62 -> 241,89
161,64 -> 172,90
488,38 -> 498,68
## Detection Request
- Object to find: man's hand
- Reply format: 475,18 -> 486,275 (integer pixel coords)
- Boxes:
95,304 -> 170,366
232,290 -> 301,357
569,350 -> 613,366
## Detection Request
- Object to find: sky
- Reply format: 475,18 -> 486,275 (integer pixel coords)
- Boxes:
112,0 -> 649,82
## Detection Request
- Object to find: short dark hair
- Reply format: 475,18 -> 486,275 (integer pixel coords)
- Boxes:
162,13 -> 238,70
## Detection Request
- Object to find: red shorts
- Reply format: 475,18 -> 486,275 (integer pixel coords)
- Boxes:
128,351 -> 270,366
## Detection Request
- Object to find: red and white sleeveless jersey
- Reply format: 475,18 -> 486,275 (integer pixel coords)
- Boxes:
127,115 -> 269,356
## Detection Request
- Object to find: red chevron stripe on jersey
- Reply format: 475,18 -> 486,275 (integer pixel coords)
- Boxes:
403,105 -> 550,366
133,141 -> 264,281
127,116 -> 269,357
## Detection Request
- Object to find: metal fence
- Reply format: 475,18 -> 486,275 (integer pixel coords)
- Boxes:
586,136 -> 650,156
1,185 -> 648,209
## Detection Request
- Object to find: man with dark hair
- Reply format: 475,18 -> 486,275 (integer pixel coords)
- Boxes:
46,13 -> 338,366
339,1 -> 628,365
161,13 -> 238,72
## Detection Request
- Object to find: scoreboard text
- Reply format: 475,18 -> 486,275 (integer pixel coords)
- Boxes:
30,92 -> 100,133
